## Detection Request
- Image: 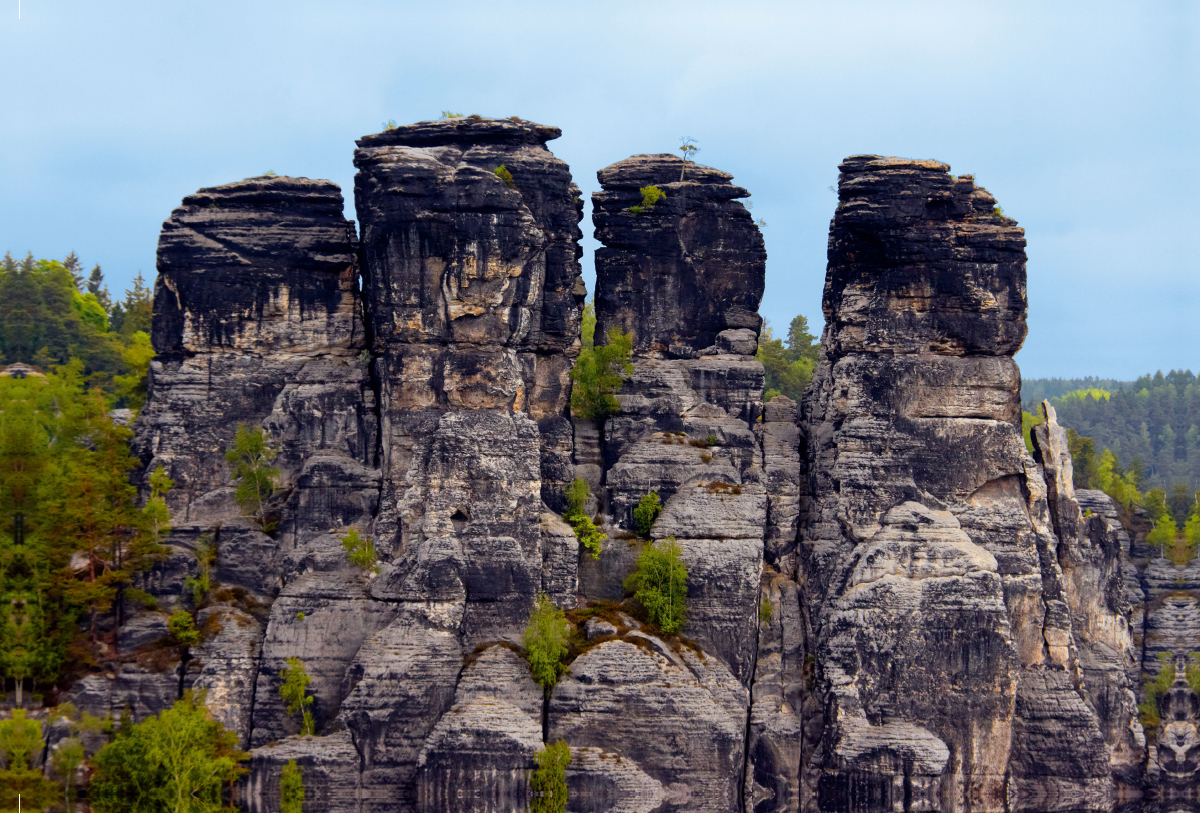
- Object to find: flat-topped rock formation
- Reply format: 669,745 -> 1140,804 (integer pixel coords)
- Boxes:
799,156 -> 1124,813
81,133 -> 1158,813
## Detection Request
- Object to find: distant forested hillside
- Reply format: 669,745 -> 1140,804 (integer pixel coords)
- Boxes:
1021,377 -> 1133,410
1023,371 -> 1200,542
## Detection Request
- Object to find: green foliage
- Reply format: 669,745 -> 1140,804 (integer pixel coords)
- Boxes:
759,596 -> 774,625
440,111 -> 464,119
0,253 -> 154,403
633,492 -> 662,536
383,120 -> 398,130
624,538 -> 688,635
1092,448 -> 1143,512
522,594 -> 570,690
184,535 -> 215,609
1139,652 -> 1175,732
168,610 -> 200,647
580,299 -> 596,350
757,315 -> 819,402
341,528 -> 379,574
993,205 -> 1004,217
1186,653 -> 1200,696
627,185 -> 664,215
1021,410 -> 1045,455
0,709 -> 56,812
493,164 -> 516,189
281,759 -> 305,813
570,326 -> 633,422
563,479 -> 605,559
280,657 -> 316,736
529,740 -> 571,813
224,423 -> 280,531
1024,370 -> 1200,496
89,691 -> 249,813
1067,428 -> 1095,489
51,734 -> 86,809
0,363 -> 166,694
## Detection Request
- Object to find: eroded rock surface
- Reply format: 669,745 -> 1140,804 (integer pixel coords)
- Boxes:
798,156 -> 1113,813
95,137 -> 1150,813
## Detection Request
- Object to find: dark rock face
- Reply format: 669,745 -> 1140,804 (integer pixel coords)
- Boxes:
106,137 -> 1149,813
336,117 -> 583,811
129,175 -> 375,744
551,154 -> 779,811
593,153 -> 766,358
798,156 -> 1118,813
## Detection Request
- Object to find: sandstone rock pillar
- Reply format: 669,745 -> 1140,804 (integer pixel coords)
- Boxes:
799,156 -> 1110,813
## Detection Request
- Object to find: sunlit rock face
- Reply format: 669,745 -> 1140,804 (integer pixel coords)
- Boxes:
798,156 -> 1115,813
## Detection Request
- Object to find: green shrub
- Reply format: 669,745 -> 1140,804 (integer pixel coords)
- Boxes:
280,657 -> 316,736
493,164 -> 517,189
570,326 -> 633,422
184,535 -> 216,609
0,709 -> 55,811
640,185 -> 664,208
281,759 -> 305,813
224,423 -> 280,531
529,740 -> 571,813
341,528 -> 379,573
383,119 -> 398,130
627,204 -> 644,214
759,596 -> 774,625
522,594 -> 570,690
633,492 -> 662,536
1139,651 -> 1174,732
624,538 -> 688,634
563,479 -> 605,559
168,610 -> 200,647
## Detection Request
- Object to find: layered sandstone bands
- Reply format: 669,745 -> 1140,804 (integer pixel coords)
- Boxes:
92,129 -> 1149,813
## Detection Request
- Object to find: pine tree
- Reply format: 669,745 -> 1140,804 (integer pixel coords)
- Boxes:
63,251 -> 85,290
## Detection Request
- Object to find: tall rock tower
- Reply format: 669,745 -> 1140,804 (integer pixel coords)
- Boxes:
799,156 -> 1112,813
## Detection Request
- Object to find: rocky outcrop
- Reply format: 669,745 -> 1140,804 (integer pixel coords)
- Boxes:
97,132 -> 1153,813
588,154 -> 769,686
1032,404 -> 1144,794
129,175 -> 374,745
592,153 -> 765,358
798,156 -> 1112,813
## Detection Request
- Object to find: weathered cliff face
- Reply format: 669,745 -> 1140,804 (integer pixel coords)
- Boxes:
559,153 -> 779,810
330,118 -> 584,812
798,156 -> 1119,813
112,176 -> 375,740
96,132 -> 1154,813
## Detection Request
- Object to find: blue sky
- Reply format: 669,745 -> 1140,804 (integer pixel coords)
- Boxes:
2,1 -> 1196,379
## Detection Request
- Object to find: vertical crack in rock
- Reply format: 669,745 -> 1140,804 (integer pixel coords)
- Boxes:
797,156 -> 1114,813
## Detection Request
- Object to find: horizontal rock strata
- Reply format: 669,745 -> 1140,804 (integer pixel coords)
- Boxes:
84,134 -> 1151,813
